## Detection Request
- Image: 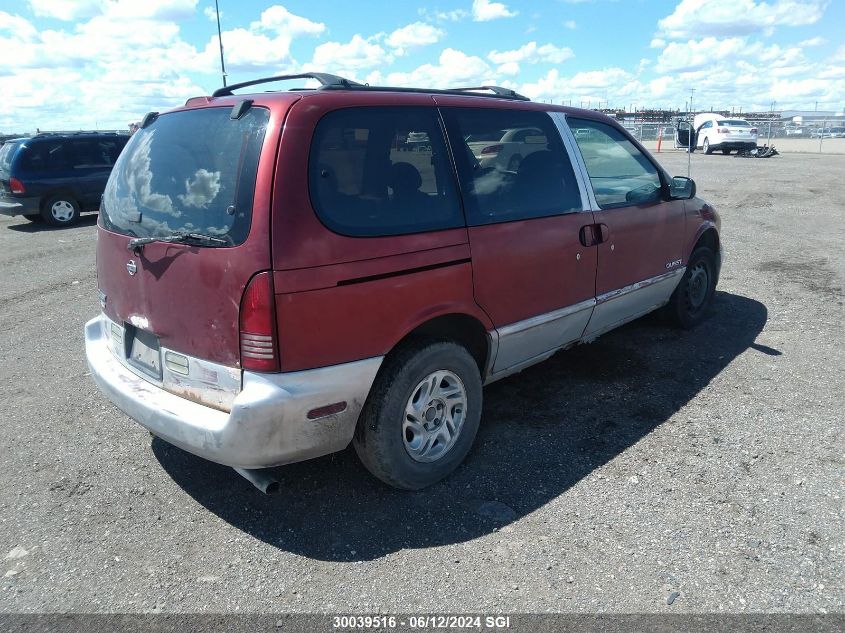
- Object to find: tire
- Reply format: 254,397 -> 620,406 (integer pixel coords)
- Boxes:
663,246 -> 718,329
353,340 -> 483,490
703,138 -> 712,154
41,195 -> 80,226
507,154 -> 522,172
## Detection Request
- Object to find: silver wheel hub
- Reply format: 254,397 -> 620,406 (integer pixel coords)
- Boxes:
687,262 -> 709,308
403,370 -> 467,463
51,200 -> 75,222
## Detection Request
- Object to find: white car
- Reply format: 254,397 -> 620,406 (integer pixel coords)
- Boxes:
693,114 -> 758,154
465,127 -> 549,171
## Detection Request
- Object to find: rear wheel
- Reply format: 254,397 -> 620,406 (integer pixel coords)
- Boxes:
663,246 -> 717,328
353,340 -> 483,490
703,138 -> 712,154
41,195 -> 80,226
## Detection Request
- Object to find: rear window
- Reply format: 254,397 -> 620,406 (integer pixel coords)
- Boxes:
309,106 -> 463,237
717,120 -> 751,127
101,107 -> 269,246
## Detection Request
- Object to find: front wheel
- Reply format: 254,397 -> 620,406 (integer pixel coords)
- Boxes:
703,138 -> 712,154
663,246 -> 718,328
41,195 -> 80,226
353,341 -> 483,490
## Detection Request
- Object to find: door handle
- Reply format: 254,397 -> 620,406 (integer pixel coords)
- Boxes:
597,223 -> 610,243
579,225 -> 597,247
579,224 -> 609,247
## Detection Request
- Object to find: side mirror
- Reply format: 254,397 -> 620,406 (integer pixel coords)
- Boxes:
669,176 -> 696,200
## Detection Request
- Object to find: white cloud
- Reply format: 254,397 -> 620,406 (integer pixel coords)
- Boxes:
27,0 -> 199,22
199,5 -> 325,75
370,48 -> 494,88
27,0 -> 103,20
655,36 -> 808,74
386,22 -> 445,53
312,35 -> 391,71
657,0 -> 826,39
518,67 -> 636,104
472,0 -> 518,22
564,20 -> 577,30
203,6 -> 220,21
418,8 -> 469,22
649,38 -> 666,49
250,4 -> 326,37
798,36 -> 825,47
488,41 -> 574,74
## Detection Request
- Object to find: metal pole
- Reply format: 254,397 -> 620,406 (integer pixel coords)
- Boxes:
819,119 -> 825,153
215,0 -> 227,87
687,88 -> 694,177
767,101 -> 774,147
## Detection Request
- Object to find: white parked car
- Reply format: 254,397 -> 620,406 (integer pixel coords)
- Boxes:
465,127 -> 549,171
693,113 -> 758,154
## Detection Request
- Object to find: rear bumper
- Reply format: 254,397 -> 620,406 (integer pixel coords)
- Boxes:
85,314 -> 383,469
0,195 -> 40,217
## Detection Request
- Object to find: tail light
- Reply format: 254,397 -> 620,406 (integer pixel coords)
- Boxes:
717,127 -> 730,134
481,144 -> 504,155
9,177 -> 25,194
239,271 -> 279,372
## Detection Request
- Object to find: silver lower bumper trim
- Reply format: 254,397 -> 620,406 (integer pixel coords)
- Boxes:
85,314 -> 382,469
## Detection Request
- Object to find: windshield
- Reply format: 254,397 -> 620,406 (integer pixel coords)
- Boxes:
0,141 -> 22,172
101,106 -> 270,245
717,120 -> 751,127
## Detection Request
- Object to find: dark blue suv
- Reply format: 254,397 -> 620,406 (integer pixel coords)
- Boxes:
0,132 -> 129,226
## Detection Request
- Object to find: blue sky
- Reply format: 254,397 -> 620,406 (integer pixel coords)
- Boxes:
1,0 -> 843,132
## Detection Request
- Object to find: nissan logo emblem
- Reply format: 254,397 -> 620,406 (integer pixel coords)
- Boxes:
126,260 -> 137,276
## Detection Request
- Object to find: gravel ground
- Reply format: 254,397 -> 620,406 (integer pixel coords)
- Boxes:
0,152 -> 842,615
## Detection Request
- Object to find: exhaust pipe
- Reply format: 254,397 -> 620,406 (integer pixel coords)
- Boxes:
234,467 -> 281,495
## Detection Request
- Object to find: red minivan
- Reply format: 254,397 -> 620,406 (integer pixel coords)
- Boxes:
85,74 -> 721,492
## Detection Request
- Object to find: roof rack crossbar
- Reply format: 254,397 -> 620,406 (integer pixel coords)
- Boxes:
450,86 -> 530,101
212,73 -> 359,97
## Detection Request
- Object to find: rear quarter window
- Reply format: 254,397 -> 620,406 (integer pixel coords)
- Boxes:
0,142 -> 21,172
308,106 -> 464,237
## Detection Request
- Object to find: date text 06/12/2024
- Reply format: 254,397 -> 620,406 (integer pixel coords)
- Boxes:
332,615 -> 512,629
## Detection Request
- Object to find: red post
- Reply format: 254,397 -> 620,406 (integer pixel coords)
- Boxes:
656,127 -> 663,153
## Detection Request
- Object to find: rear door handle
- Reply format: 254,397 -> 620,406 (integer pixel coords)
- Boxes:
579,225 -> 597,247
579,223 -> 609,247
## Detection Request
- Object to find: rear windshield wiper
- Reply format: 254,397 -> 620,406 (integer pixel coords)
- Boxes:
127,232 -> 231,250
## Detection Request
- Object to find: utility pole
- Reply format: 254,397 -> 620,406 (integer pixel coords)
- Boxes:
215,0 -> 227,87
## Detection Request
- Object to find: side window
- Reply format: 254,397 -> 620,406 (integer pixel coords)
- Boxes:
20,142 -> 70,172
309,107 -> 463,237
70,140 -> 102,168
441,107 -> 582,225
568,118 -> 663,209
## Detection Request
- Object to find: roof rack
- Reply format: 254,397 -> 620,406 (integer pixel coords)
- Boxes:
210,73 -> 531,102
31,131 -> 125,138
212,73 -> 359,97
450,86 -> 530,101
